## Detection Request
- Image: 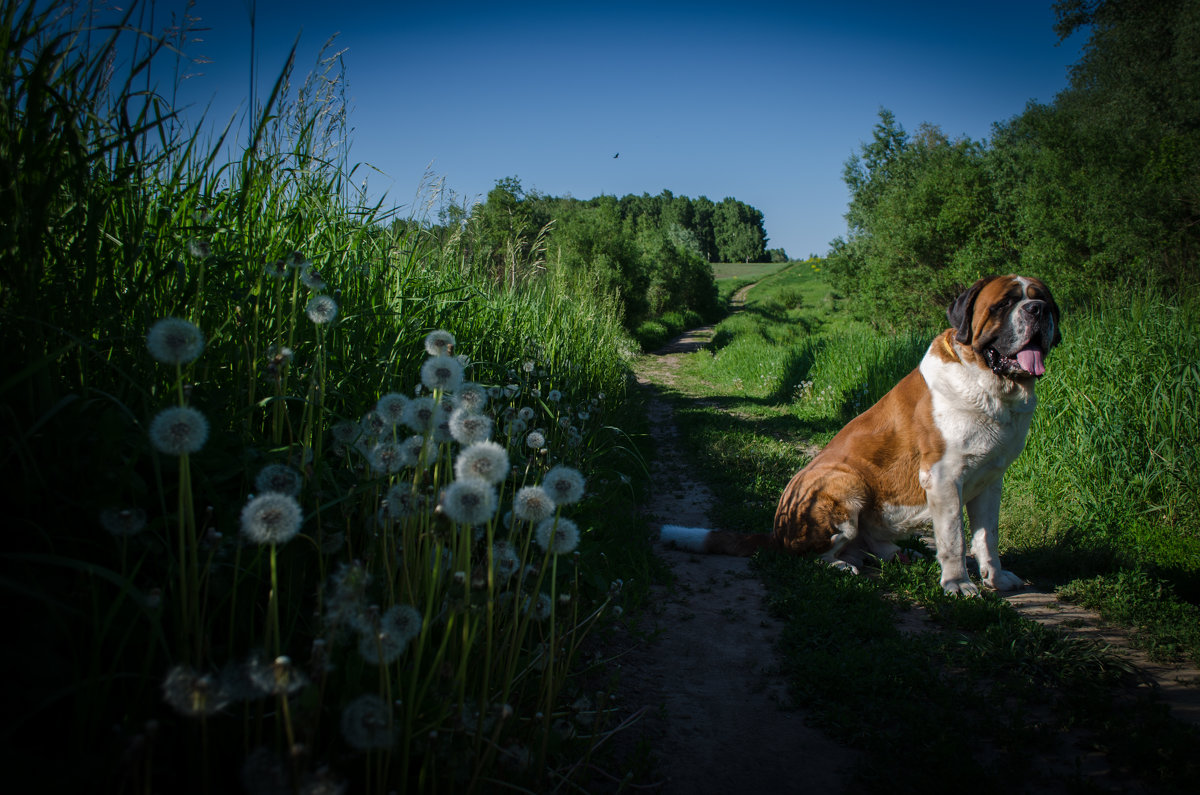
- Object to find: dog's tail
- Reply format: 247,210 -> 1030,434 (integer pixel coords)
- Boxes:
659,524 -> 775,557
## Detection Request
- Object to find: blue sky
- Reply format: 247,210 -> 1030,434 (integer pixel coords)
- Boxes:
152,0 -> 1084,258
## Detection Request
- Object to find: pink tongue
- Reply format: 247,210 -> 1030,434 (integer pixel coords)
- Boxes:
1016,347 -> 1045,376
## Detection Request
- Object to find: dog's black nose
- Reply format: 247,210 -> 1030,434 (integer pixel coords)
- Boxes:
1023,300 -> 1047,319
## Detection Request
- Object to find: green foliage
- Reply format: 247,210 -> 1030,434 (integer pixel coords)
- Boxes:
1002,293 -> 1200,598
828,0 -> 1200,319
1058,568 -> 1200,665
447,186 -> 761,331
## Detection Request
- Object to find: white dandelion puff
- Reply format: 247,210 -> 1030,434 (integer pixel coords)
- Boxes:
149,406 -> 209,455
162,664 -> 230,716
543,465 -> 585,505
239,493 -> 303,545
517,407 -> 535,422
453,441 -> 509,484
513,485 -> 555,523
523,592 -> 553,621
255,464 -> 302,496
300,264 -> 327,290
448,408 -> 492,445
146,317 -> 205,365
100,507 -> 147,537
424,329 -> 455,356
375,393 -> 409,427
547,389 -> 562,403
401,396 -> 437,433
369,441 -> 404,474
440,479 -> 498,525
398,434 -> 429,468
454,383 -> 488,413
525,430 -> 546,450
340,694 -> 394,750
356,606 -> 421,666
382,484 -> 424,521
306,295 -> 338,324
492,541 -> 521,580
264,258 -> 288,280
535,517 -> 580,556
420,355 -> 464,393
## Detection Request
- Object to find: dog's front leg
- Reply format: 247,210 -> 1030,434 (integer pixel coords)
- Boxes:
967,481 -> 1024,591
923,468 -> 977,596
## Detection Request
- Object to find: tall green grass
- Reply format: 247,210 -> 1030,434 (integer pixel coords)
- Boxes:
1003,294 -> 1200,595
1,3 -> 646,791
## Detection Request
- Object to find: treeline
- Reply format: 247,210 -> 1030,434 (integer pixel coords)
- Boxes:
827,0 -> 1199,327
404,180 -> 772,333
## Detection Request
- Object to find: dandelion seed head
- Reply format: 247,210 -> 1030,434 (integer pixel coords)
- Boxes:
375,393 -> 409,427
306,295 -> 338,324
454,383 -> 488,413
535,516 -> 580,555
264,258 -> 289,279
368,441 -> 404,474
360,410 -> 385,439
240,493 -> 303,545
440,479 -> 498,525
149,406 -> 209,455
288,251 -> 310,269
423,329 -> 455,357
382,484 -> 424,521
255,464 -> 302,496
453,441 -> 509,484
517,407 -> 535,422
100,507 -> 147,537
187,238 -> 211,260
162,664 -> 229,716
401,396 -> 437,433
525,430 -> 546,450
420,355 -> 464,393
513,485 -> 555,523
398,434 -> 429,468
523,592 -> 552,621
522,360 -> 535,373
492,541 -> 521,580
300,264 -> 327,290
543,465 -> 585,505
246,654 -> 309,696
448,408 -> 492,445
146,317 -> 205,365
547,389 -> 562,403
340,694 -> 394,750
331,420 -> 359,445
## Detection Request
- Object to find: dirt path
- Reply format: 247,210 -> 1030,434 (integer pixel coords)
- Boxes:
609,283 -> 1199,791
609,287 -> 859,792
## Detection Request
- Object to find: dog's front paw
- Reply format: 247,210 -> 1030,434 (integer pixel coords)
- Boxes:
942,578 -> 980,597
984,569 -> 1024,591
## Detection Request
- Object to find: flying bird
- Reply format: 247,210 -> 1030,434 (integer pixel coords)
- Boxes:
613,152 -> 619,159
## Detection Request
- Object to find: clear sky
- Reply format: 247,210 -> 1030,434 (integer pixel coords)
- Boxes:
147,0 -> 1085,258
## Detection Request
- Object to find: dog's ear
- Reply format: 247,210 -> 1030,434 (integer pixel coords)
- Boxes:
1043,286 -> 1063,347
947,277 -> 995,344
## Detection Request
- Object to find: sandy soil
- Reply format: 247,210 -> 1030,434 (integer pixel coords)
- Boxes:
601,289 -> 1199,793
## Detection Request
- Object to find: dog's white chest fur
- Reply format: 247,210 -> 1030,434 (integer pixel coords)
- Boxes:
918,348 -> 1036,504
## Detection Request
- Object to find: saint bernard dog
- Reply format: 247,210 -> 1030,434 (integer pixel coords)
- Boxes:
661,275 -> 1061,596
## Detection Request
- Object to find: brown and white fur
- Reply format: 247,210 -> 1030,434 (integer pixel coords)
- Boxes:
661,275 -> 1061,596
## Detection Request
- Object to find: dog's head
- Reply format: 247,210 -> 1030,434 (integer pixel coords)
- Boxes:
947,275 -> 1062,379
